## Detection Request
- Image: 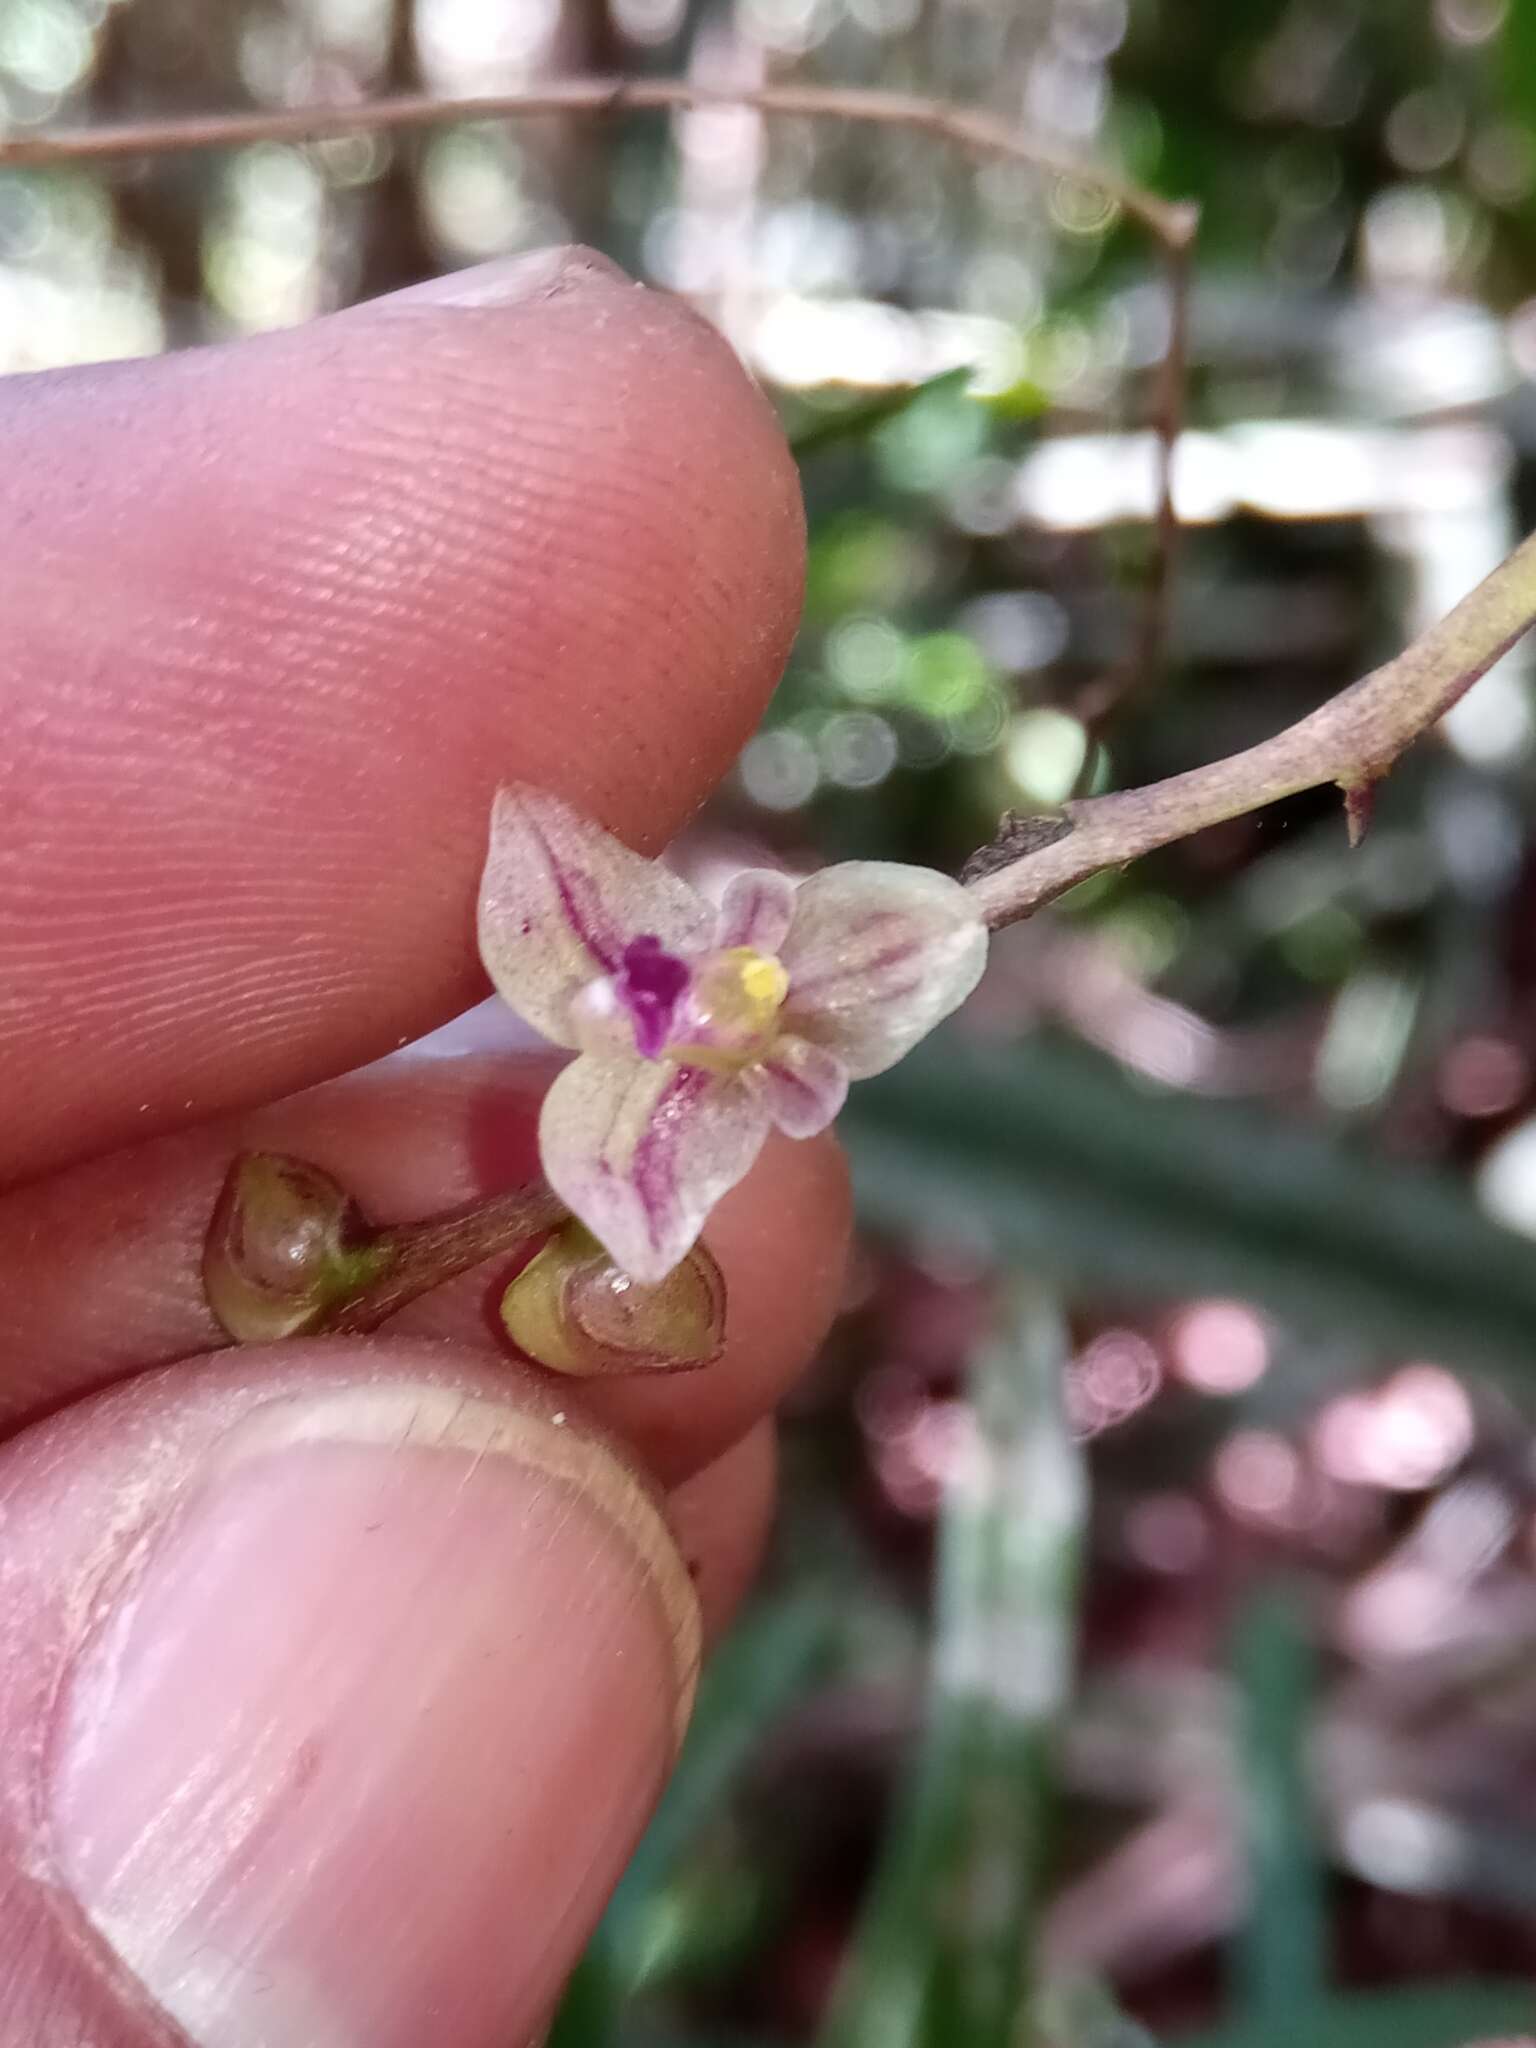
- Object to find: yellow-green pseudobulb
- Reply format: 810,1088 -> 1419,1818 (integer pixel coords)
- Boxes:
501,1220 -> 725,1376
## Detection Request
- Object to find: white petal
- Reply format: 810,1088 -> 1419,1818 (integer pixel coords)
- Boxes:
744,1035 -> 849,1139
778,861 -> 988,1079
716,868 -> 797,953
539,1055 -> 771,1284
478,786 -> 714,1047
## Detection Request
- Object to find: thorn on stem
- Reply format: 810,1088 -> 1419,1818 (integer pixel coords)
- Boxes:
1343,780 -> 1376,849
1166,199 -> 1202,248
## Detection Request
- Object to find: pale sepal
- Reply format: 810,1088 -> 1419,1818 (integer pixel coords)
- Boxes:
478,785 -> 714,1048
777,861 -> 988,1078
538,1054 -> 771,1284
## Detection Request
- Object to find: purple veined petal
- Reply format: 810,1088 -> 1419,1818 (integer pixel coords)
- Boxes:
743,1035 -> 849,1139
539,1054 -> 772,1285
478,786 -> 715,1047
715,867 -> 798,953
778,861 -> 988,1079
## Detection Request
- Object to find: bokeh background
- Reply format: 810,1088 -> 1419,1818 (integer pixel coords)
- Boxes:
9,2 -> 1536,2044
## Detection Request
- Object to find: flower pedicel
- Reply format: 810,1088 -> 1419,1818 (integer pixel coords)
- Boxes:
477,785 -> 989,1285
204,785 -> 987,1365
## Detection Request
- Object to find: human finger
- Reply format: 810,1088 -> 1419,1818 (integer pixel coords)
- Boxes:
669,1421 -> 778,1642
0,1337 -> 702,2047
1,248 -> 804,1182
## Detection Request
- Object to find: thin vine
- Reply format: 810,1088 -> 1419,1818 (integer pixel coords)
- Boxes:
8,80 -> 1536,931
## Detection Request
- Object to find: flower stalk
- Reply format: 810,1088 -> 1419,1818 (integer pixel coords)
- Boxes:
326,1184 -> 567,1335
204,1152 -> 563,1343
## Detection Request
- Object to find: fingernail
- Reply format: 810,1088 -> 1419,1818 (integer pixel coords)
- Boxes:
49,1385 -> 699,2048
376,245 -> 634,311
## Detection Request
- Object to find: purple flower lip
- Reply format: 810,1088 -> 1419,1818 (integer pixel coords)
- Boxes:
617,934 -> 692,1058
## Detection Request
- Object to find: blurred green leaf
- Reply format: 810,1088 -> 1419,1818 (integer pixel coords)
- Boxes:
820,1280 -> 1084,2048
1230,1590 -> 1326,2027
1036,1976 -> 1161,2048
1499,0 -> 1536,148
623,2034 -> 795,2048
1178,1979 -> 1536,2048
789,367 -> 973,461
842,1032 -> 1536,1382
549,1598 -> 836,2046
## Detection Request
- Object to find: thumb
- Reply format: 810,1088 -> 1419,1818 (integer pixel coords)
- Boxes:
0,1342 -> 699,2048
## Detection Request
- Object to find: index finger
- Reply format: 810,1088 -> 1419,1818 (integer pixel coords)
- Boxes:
0,248 -> 804,1183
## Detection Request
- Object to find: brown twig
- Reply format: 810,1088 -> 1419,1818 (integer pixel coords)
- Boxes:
0,80 -> 1192,242
14,81 -> 1527,966
324,1184 -> 565,1335
964,527 -> 1536,931
1071,204 -> 1198,748
1130,215 -> 1197,703
6,76 -> 1200,824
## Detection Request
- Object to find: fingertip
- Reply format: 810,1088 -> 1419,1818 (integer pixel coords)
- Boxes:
359,244 -> 637,310
670,1422 -> 779,1644
347,243 -> 807,839
2,1343 -> 697,2048
710,1126 -> 852,1348
1,248 -> 806,1175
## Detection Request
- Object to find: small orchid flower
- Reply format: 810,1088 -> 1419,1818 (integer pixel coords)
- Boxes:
477,787 -> 988,1284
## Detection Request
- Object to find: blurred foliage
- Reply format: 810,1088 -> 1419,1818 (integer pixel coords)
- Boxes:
819,1284 -> 1083,2048
1183,1980 -> 1536,2048
551,1599 -> 839,2047
14,0 -> 1536,2042
1229,1590 -> 1327,2030
843,1034 -> 1536,1383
